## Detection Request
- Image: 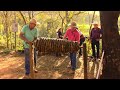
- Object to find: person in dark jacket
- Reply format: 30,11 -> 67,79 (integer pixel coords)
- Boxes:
56,28 -> 63,57
75,28 -> 85,57
90,22 -> 102,60
57,28 -> 63,39
79,33 -> 85,57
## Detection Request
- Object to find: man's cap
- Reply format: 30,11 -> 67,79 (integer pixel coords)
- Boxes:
70,22 -> 77,28
92,21 -> 98,25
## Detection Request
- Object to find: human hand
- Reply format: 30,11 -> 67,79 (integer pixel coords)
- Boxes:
96,39 -> 100,41
89,39 -> 91,43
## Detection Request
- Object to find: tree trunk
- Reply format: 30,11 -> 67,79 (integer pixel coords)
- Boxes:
89,11 -> 95,36
58,11 -> 65,33
28,11 -> 32,21
10,31 -> 12,50
19,11 -> 27,25
4,11 -> 9,49
6,26 -> 8,49
100,11 -> 120,79
32,11 -> 34,18
61,19 -> 64,33
65,11 -> 69,31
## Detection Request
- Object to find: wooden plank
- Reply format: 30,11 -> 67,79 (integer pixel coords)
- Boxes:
83,43 -> 88,79
29,44 -> 35,79
15,32 -> 16,52
96,51 -> 104,79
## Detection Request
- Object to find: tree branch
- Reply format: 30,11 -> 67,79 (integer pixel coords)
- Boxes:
19,11 -> 27,25
58,11 -> 65,20
74,11 -> 84,15
28,11 -> 32,21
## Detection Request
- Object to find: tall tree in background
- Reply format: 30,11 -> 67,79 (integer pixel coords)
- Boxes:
2,11 -> 9,48
19,11 -> 27,25
58,11 -> 84,33
100,11 -> 120,79
28,11 -> 34,21
58,12 -> 65,33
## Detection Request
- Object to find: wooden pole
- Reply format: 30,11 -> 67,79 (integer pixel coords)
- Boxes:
83,43 -> 88,79
96,51 -> 104,79
15,32 -> 16,52
14,11 -> 16,52
29,44 -> 35,79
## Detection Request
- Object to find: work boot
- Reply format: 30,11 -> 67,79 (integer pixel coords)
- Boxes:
23,74 -> 30,79
34,69 -> 38,73
68,69 -> 75,74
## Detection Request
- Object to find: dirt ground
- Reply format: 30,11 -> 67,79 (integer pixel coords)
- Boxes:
0,51 -> 99,79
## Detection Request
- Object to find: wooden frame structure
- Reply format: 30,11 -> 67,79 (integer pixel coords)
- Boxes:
29,43 -> 88,79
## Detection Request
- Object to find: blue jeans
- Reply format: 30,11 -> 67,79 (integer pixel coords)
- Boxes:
24,48 -> 37,75
70,52 -> 76,70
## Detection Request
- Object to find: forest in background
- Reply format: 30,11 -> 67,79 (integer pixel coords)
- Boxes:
0,11 -> 119,55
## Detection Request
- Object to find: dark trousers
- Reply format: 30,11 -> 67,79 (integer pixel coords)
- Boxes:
79,38 -> 85,55
91,40 -> 100,58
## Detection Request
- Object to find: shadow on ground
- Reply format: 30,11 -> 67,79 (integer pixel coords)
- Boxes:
0,52 -> 97,79
35,54 -> 83,79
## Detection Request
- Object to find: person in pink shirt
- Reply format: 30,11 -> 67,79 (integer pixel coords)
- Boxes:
64,22 -> 80,73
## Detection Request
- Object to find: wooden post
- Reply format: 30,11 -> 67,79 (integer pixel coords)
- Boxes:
14,11 -> 17,52
29,44 -> 35,79
96,51 -> 104,79
15,32 -> 16,52
83,43 -> 88,79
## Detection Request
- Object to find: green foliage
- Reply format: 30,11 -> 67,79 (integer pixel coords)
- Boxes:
39,18 -> 60,38
39,24 -> 48,37
85,40 -> 92,56
78,24 -> 90,37
0,11 -> 103,56
0,35 -> 6,45
2,48 -> 11,54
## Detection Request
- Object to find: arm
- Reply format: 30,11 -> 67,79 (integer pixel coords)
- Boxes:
79,31 -> 83,39
63,33 -> 67,39
58,34 -> 63,39
59,32 -> 63,39
90,29 -> 92,39
76,32 -> 80,44
19,32 -> 33,45
63,29 -> 68,39
19,26 -> 32,45
100,29 -> 103,39
33,29 -> 38,41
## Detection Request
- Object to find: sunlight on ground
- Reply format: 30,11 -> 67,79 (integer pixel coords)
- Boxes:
0,53 -> 98,79
51,71 -> 62,79
54,56 -> 68,67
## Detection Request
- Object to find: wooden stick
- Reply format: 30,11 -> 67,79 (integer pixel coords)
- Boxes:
83,43 -> 88,79
96,51 -> 104,79
29,44 -> 35,79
